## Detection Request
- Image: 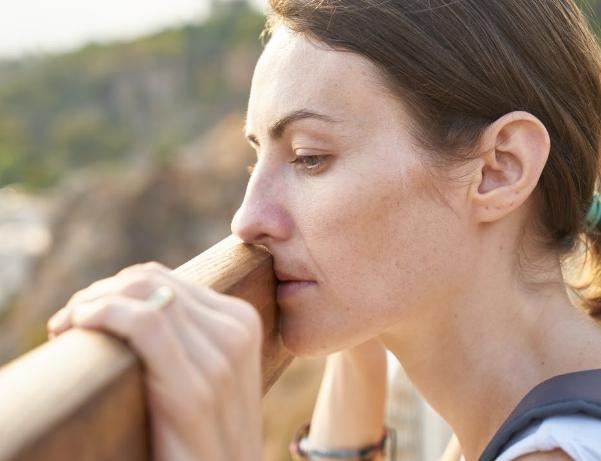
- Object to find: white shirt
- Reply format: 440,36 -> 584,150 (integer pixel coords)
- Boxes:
384,354 -> 601,460
459,414 -> 601,461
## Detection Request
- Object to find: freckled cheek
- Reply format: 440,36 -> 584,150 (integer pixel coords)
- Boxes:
306,182 -> 409,284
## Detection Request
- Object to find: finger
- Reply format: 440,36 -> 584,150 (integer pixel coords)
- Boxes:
64,273 -> 157,309
69,294 -> 197,390
144,269 -> 263,338
117,287 -> 253,441
70,292 -> 235,432
160,276 -> 253,345
48,274 -> 153,336
88,260 -> 260,331
50,262 -> 261,342
160,296 -> 260,453
132,279 -> 263,439
45,270 -> 230,341
47,307 -> 72,337
152,310 -> 237,437
60,262 -> 174,316
110,266 -> 263,342
119,262 -> 260,327
147,283 -> 253,407
49,266 -> 172,335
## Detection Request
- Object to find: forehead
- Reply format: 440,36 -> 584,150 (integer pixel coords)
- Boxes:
246,26 -> 399,133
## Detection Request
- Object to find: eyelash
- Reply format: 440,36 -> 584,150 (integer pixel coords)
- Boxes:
246,155 -> 328,177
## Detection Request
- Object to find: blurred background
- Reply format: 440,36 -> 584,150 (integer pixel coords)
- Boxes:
0,1 -> 600,460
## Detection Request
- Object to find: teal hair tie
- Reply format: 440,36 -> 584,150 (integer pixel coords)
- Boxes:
585,192 -> 601,231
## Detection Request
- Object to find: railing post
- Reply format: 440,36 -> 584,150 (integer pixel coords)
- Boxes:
0,234 -> 294,461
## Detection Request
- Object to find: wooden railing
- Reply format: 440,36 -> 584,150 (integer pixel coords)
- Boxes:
0,234 -> 294,461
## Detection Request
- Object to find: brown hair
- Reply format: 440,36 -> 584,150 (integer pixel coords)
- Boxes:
260,0 -> 601,320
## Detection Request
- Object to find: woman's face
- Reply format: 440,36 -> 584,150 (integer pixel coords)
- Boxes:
231,26 -> 472,357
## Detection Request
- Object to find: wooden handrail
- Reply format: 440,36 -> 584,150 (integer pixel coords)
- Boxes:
0,234 -> 294,461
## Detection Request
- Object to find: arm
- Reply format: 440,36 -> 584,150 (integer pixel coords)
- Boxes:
439,433 -> 462,461
303,338 -> 389,460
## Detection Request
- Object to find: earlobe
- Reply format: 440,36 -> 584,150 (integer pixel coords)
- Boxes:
470,111 -> 550,224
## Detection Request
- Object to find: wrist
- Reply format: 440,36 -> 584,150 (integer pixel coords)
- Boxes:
291,422 -> 391,461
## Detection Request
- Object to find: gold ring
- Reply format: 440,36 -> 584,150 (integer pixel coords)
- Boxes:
145,286 -> 175,310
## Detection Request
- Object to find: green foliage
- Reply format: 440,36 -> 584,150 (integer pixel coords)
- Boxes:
0,1 -> 265,191
1,1 -> 601,192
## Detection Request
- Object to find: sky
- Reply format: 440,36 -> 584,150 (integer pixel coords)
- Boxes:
0,0 -> 266,58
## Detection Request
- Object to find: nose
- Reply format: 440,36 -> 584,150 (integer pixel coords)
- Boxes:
230,164 -> 291,245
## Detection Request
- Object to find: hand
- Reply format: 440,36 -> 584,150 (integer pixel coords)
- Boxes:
47,262 -> 264,461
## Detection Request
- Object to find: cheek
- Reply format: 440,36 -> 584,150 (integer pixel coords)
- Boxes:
282,187 -> 429,357
310,167 -> 459,318
282,158 -> 467,356
308,163 -> 429,287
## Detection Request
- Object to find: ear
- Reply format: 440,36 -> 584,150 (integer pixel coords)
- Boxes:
469,111 -> 550,224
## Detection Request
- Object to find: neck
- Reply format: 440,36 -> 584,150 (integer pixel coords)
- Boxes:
379,245 -> 601,461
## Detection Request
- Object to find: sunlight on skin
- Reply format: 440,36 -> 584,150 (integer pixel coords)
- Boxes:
231,25 -> 601,461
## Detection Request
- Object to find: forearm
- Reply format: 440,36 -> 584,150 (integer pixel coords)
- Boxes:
439,434 -> 462,461
306,340 -> 388,456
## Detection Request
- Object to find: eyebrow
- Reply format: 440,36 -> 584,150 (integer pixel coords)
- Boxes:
243,109 -> 341,146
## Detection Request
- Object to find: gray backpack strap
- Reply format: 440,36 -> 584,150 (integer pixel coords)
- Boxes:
478,368 -> 601,461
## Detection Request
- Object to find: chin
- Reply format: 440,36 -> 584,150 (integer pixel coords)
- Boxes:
279,314 -> 340,358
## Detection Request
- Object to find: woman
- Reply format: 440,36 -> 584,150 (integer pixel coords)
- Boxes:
48,0 -> 601,460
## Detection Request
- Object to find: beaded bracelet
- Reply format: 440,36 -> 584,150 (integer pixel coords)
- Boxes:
288,422 -> 394,460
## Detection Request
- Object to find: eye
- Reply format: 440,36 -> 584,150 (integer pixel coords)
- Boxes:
246,155 -> 329,177
289,154 -> 329,174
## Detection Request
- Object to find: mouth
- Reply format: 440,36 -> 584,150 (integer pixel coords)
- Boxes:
274,267 -> 315,284
276,280 -> 317,300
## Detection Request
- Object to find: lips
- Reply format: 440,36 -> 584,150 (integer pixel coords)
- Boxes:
274,268 -> 314,283
274,265 -> 317,300
276,280 -> 317,299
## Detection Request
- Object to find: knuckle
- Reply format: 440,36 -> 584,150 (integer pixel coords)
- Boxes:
119,274 -> 155,296
94,297 -> 112,309
68,280 -> 104,303
90,296 -> 118,314
131,309 -> 163,338
208,354 -> 235,386
68,289 -> 87,305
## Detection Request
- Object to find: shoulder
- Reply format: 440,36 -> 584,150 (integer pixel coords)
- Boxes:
493,414 -> 601,461
512,449 -> 573,461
